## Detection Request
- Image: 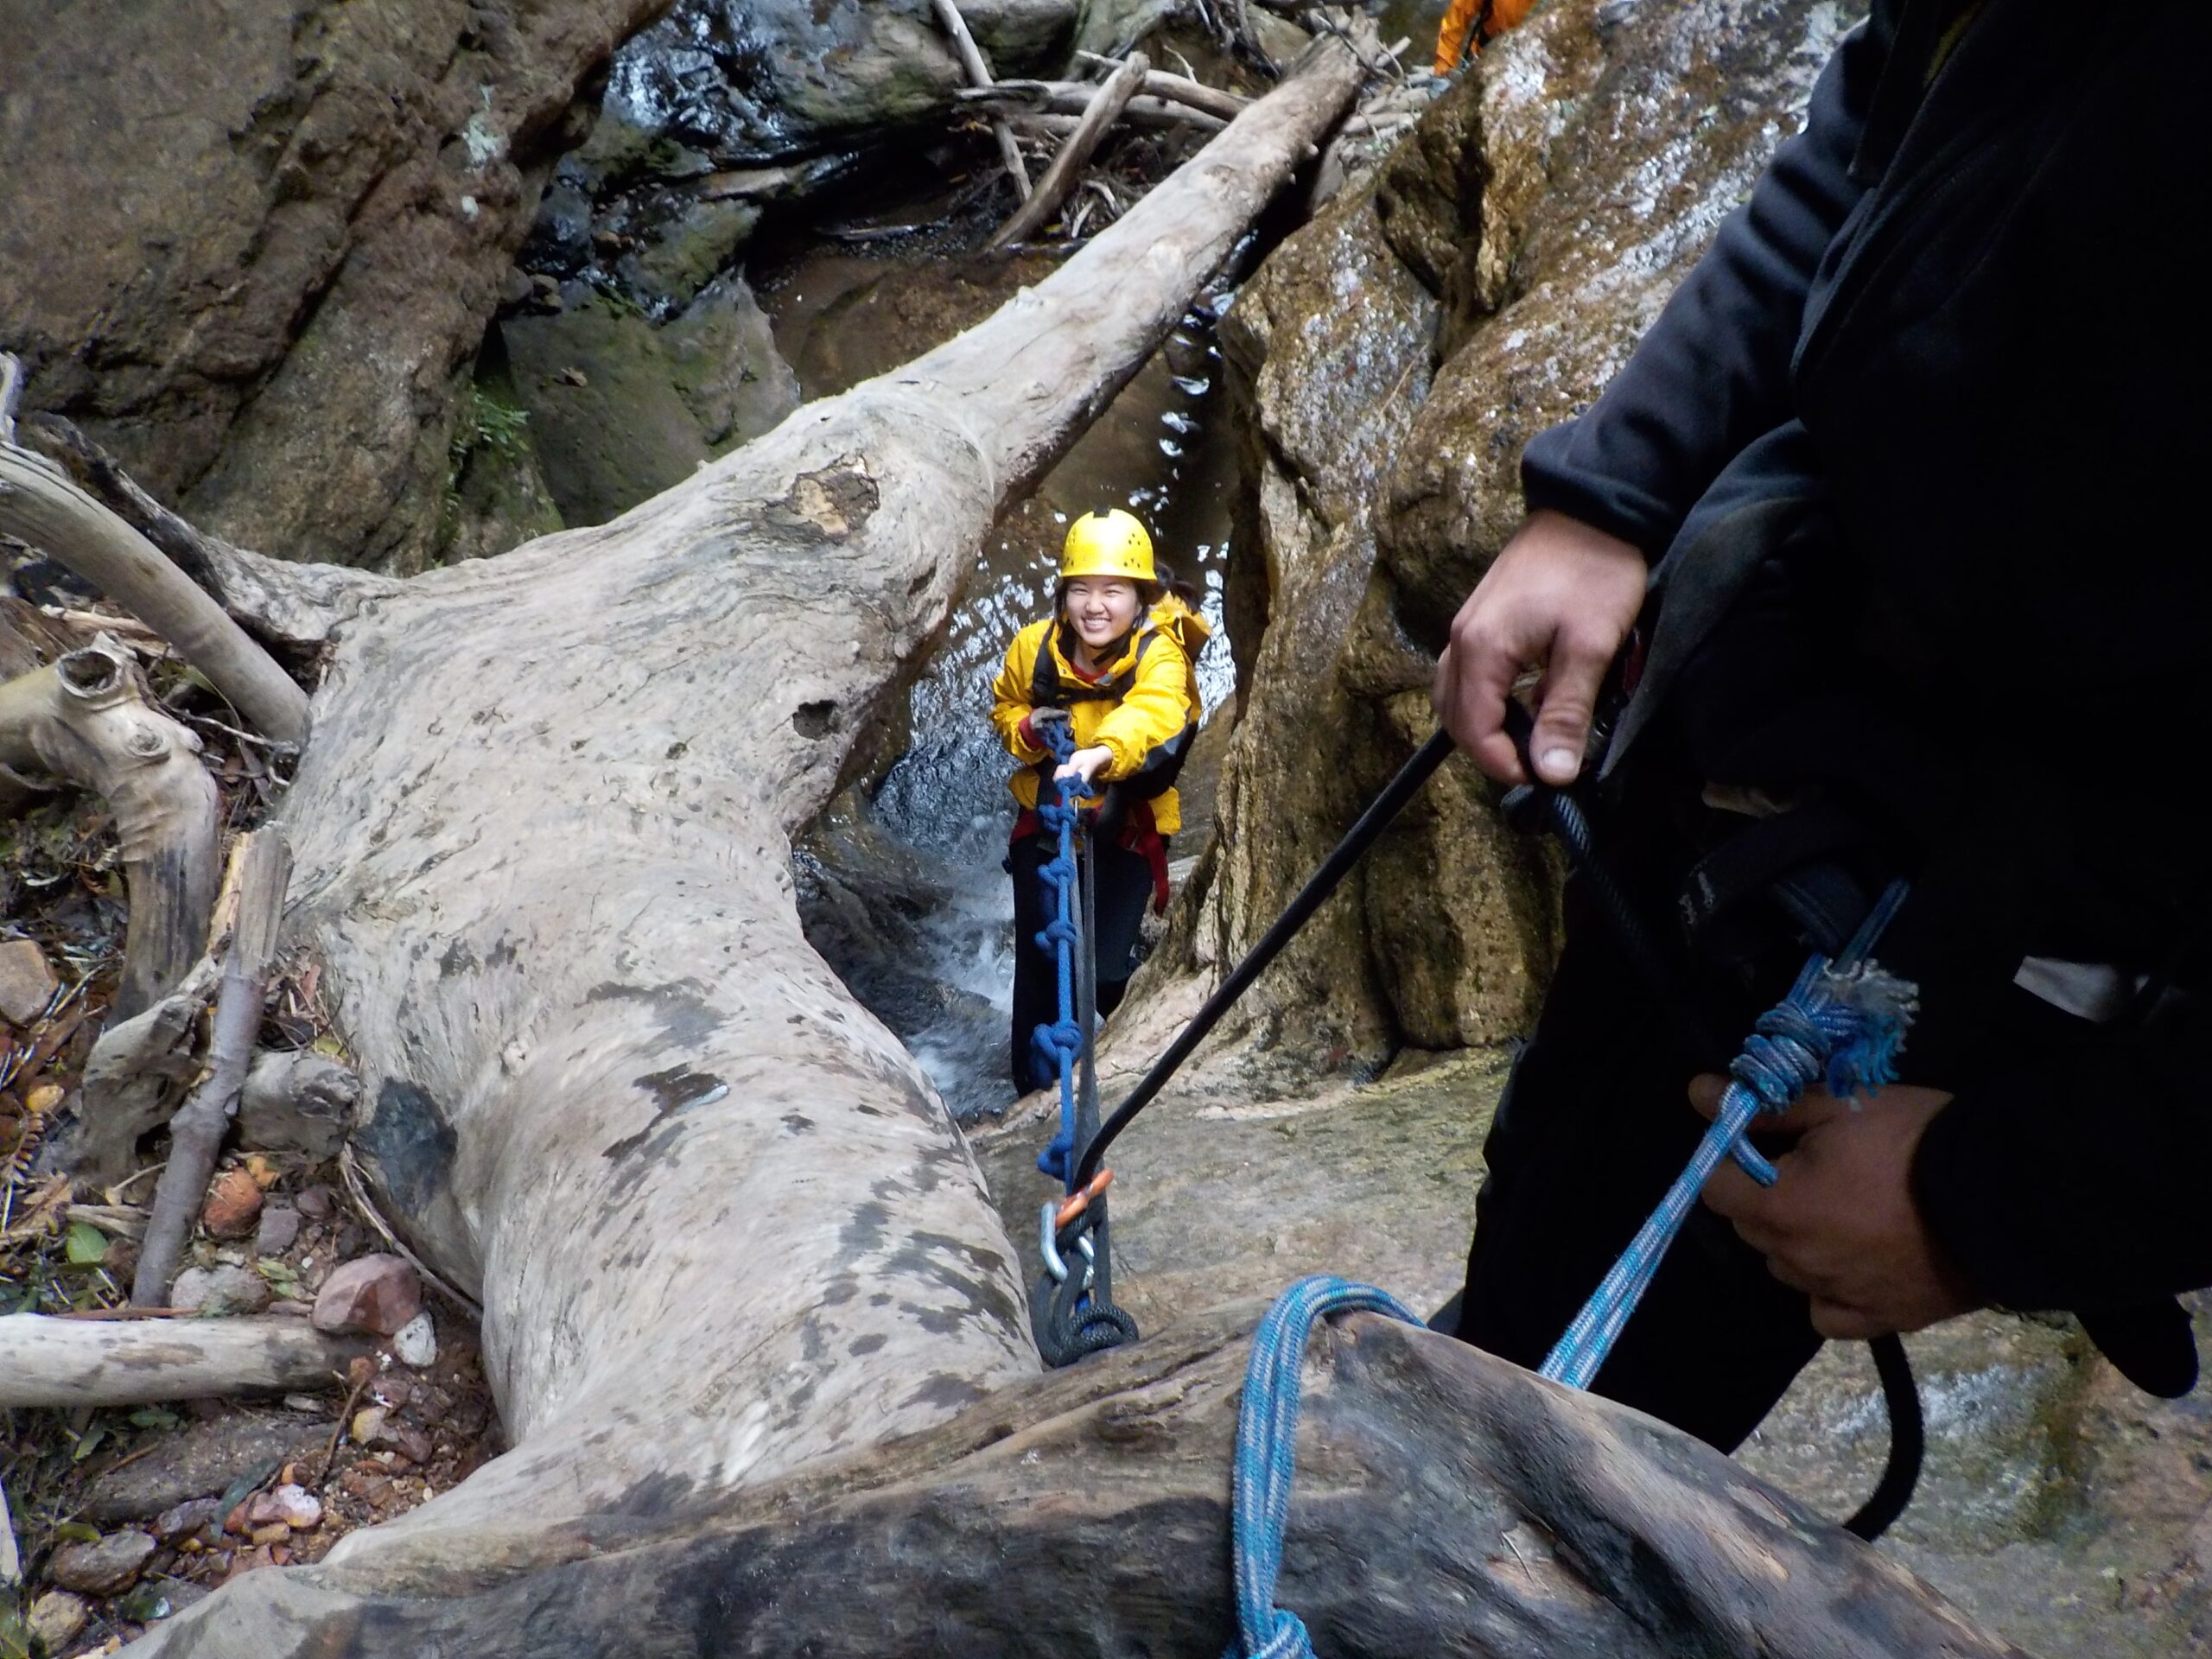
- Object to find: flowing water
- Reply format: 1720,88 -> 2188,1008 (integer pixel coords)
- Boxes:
769,246 -> 1242,1122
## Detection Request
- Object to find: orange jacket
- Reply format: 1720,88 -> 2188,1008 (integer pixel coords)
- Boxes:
1433,0 -> 1536,74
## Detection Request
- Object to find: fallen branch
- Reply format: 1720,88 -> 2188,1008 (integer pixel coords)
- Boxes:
0,359 -> 310,745
0,640 -> 221,1020
38,957 -> 219,1183
1069,54 -> 1254,119
0,1313 -> 365,1408
990,52 -> 1153,250
1,1468 -> 19,1588
930,0 -> 1032,201
133,830 -> 290,1305
16,410 -> 394,656
967,88 -> 1227,132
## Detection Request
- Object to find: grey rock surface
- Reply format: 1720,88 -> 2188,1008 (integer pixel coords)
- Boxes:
81,1415 -> 335,1525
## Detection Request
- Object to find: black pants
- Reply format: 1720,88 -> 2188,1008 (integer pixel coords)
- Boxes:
1452,880 -> 1827,1453
1008,828 -> 1159,1094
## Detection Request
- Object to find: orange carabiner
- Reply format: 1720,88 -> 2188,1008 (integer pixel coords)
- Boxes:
1054,1166 -> 1115,1230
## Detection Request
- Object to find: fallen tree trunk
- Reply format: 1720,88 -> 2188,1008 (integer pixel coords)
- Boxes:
52,38 -> 1364,1617
124,1309 -> 2020,1656
0,1313 -> 367,1408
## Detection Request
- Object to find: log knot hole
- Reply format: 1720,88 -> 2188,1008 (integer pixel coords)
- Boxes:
792,701 -> 839,739
764,455 -> 879,543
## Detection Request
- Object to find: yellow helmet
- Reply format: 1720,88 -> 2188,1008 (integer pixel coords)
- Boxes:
1060,509 -> 1155,582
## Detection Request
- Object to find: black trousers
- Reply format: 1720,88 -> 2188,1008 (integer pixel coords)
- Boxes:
1452,880 -> 1827,1453
1008,828 -> 1159,1094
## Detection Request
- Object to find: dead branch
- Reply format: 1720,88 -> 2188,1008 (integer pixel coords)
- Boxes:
0,639 -> 221,1019
16,410 -> 394,658
0,1313 -> 365,1408
0,380 -> 310,746
132,830 -> 290,1305
0,1468 -> 19,1589
1069,54 -> 1255,119
991,52 -> 1153,249
930,0 -> 1032,201
966,87 -> 1227,132
37,957 -> 220,1185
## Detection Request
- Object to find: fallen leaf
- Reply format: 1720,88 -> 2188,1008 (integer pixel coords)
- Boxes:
64,1219 -> 108,1265
244,1154 -> 280,1190
25,1084 -> 63,1116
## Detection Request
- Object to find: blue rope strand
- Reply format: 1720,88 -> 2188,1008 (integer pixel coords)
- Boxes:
1224,1276 -> 1422,1659
1031,723 -> 1088,1190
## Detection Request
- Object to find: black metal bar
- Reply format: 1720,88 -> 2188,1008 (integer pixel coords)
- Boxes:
1074,729 -> 1456,1186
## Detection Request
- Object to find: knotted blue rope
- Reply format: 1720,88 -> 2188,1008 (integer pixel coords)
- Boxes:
1540,879 -> 1918,1389
1225,1275 -> 1422,1659
1033,721 -> 1086,1189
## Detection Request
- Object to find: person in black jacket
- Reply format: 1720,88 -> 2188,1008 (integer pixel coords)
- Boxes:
1432,0 -> 2211,1447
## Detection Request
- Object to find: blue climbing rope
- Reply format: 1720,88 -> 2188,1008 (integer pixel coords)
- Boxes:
1032,721 -> 1087,1191
1225,1275 -> 1423,1659
1539,878 -> 1916,1389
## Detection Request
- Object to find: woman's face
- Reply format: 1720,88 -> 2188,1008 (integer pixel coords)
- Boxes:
1063,578 -> 1142,649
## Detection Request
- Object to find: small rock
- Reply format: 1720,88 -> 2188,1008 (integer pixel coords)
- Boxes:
312,1253 -> 422,1337
391,1310 -> 438,1369
245,1484 -> 321,1531
48,1529 -> 157,1596
169,1264 -> 272,1318
0,936 -> 58,1027
386,1423 -> 434,1465
370,1376 -> 412,1408
152,1497 -> 226,1544
29,1589 -> 90,1651
295,1185 -> 335,1220
201,1166 -> 264,1238
253,1204 -> 302,1256
350,1406 -> 387,1446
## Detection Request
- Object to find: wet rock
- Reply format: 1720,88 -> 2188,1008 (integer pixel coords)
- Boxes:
47,1529 -> 156,1597
200,1166 -> 264,1238
391,1310 -> 440,1369
503,278 -> 798,527
614,198 -> 761,313
2,0 -> 670,572
28,1589 -> 90,1651
82,1415 -> 335,1524
312,1253 -> 423,1337
253,1204 -> 301,1257
169,1264 -> 273,1318
0,936 -> 57,1026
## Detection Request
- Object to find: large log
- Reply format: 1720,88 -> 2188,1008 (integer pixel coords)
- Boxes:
122,1309 -> 2019,1656
67,39 -> 1365,1628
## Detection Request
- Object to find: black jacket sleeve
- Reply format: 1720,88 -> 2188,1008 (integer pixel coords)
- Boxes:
1517,13 -> 1890,555
1913,988 -> 2212,1311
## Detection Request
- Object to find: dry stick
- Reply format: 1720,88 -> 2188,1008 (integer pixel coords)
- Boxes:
964,91 -> 1225,134
1069,54 -> 1254,119
0,1313 -> 363,1408
0,360 -> 309,747
131,829 -> 290,1305
989,52 -> 1152,250
929,0 -> 1031,201
1,1468 -> 20,1587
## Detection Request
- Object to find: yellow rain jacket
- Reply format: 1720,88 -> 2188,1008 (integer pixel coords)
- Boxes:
991,596 -> 1211,836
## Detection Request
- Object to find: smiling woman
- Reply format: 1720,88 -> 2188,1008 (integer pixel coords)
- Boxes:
988,510 -> 1209,1129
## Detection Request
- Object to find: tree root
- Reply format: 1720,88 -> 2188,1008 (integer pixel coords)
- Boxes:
0,639 -> 220,1020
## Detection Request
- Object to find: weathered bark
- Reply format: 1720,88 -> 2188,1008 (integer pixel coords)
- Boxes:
0,639 -> 220,1020
39,957 -> 220,1185
991,53 -> 1154,249
0,370 -> 309,746
124,1310 -> 2021,1657
133,831 -> 291,1305
0,1314 -> 365,1408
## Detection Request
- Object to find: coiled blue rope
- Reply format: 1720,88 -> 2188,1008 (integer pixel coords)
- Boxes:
1225,1275 -> 1422,1659
1032,721 -> 1086,1190
1540,880 -> 1916,1389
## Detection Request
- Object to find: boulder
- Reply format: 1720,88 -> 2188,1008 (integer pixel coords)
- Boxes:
0,0 -> 667,572
47,1530 -> 156,1598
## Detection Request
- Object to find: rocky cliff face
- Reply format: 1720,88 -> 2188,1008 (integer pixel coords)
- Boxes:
1139,0 -> 1863,1077
0,0 -> 1074,572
